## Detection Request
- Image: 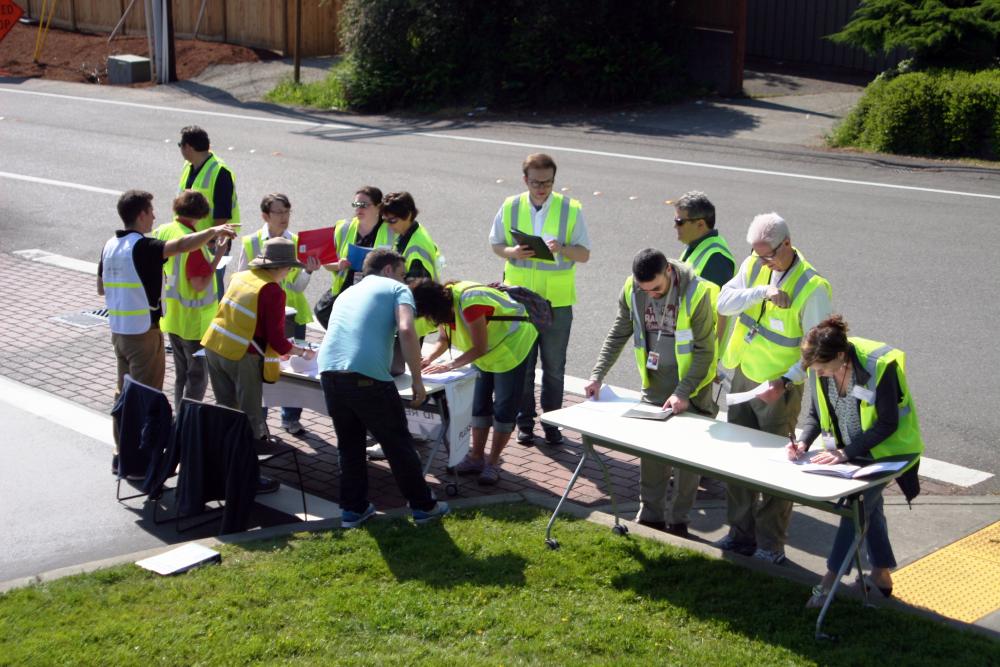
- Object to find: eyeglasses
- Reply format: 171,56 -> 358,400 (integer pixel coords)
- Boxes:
268,208 -> 291,216
528,179 -> 554,188
673,216 -> 700,227
351,201 -> 371,209
384,216 -> 402,225
753,243 -> 783,262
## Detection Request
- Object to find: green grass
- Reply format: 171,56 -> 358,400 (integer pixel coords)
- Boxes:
265,61 -> 350,110
0,504 -> 994,665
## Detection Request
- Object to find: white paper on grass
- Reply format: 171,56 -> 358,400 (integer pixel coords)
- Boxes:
725,381 -> 771,406
135,543 -> 220,576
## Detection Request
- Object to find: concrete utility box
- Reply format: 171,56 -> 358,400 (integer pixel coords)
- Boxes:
107,55 -> 151,85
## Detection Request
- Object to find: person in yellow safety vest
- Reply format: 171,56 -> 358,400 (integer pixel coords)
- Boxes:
153,190 -> 234,410
714,212 -> 833,565
583,249 -> 719,538
412,278 -> 538,486
381,191 -> 442,282
672,191 -> 736,351
787,316 -> 924,609
98,189 -> 236,475
177,125 -> 240,301
489,153 -> 591,447
314,185 -> 393,329
231,193 -> 322,436
202,237 -> 317,448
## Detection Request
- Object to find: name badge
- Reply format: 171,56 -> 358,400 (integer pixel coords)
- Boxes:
646,351 -> 660,371
851,385 -> 876,403
821,432 -> 837,450
676,329 -> 693,343
769,318 -> 785,332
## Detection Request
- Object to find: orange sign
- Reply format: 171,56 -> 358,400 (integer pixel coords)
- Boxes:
0,0 -> 23,44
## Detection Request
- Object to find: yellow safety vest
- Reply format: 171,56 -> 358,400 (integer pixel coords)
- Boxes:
623,274 -> 718,395
812,337 -> 924,462
449,281 -> 538,373
327,217 -> 396,296
398,224 -> 441,281
682,232 -> 734,279
241,230 -> 312,326
177,153 -> 241,232
154,221 -> 217,341
722,250 -> 831,383
201,269 -> 282,383
501,192 -> 581,307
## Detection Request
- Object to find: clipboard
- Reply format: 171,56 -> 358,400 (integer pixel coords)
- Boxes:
510,229 -> 555,261
296,227 -> 338,264
347,244 -> 373,271
622,404 -> 674,421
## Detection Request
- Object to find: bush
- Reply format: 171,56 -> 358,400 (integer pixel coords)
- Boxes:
333,0 -> 685,112
829,68 -> 1000,159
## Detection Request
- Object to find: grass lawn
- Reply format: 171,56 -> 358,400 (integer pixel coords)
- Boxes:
0,504 -> 993,665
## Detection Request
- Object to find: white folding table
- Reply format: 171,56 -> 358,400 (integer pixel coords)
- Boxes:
540,402 -> 912,639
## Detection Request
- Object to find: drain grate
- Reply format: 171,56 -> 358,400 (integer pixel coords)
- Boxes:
51,308 -> 109,329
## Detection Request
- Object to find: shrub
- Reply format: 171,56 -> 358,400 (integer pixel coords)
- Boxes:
830,68 -> 1000,159
334,0 -> 685,111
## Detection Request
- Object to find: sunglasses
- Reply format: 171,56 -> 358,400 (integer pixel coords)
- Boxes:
351,201 -> 371,209
673,216 -> 700,226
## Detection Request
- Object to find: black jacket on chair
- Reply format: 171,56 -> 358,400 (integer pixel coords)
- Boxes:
111,375 -> 173,494
159,399 -> 260,534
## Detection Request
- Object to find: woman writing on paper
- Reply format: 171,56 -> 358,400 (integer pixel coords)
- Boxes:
786,315 -> 924,608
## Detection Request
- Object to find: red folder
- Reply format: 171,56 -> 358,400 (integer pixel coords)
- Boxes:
295,227 -> 338,264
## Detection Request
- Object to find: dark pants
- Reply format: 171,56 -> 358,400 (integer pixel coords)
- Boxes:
828,484 -> 897,573
168,334 -> 207,410
320,372 -> 435,514
517,305 -> 572,433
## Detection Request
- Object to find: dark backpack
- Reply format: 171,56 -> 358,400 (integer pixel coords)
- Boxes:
485,282 -> 553,332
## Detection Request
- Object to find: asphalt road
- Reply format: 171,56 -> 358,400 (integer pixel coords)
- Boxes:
1,79 -> 998,490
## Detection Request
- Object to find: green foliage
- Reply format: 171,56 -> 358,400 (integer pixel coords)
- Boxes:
265,61 -> 352,110
828,0 -> 1000,68
331,0 -> 685,111
830,68 -> 1000,159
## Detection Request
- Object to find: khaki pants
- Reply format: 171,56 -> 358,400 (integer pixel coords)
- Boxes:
724,366 -> 803,552
111,327 -> 166,453
206,349 -> 267,439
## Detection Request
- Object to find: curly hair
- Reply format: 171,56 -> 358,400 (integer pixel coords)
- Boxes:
801,315 -> 850,369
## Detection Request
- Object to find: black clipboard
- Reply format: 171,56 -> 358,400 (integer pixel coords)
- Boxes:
510,229 -> 555,262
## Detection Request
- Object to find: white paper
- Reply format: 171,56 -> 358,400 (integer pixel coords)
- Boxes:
576,384 -> 638,414
725,381 -> 771,406
136,543 -> 220,576
217,255 -> 233,269
422,365 -> 477,384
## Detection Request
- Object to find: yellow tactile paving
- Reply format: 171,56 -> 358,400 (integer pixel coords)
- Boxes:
892,521 -> 1000,623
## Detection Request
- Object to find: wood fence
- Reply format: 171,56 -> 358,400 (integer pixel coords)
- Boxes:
14,0 -> 341,57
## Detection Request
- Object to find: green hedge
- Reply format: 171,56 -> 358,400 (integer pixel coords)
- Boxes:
830,67 -> 1000,160
334,0 -> 686,111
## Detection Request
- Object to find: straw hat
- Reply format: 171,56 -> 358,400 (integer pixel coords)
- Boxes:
248,237 -> 305,269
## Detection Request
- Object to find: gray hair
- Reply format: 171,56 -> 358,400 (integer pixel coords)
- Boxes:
746,212 -> 789,246
674,191 -> 715,229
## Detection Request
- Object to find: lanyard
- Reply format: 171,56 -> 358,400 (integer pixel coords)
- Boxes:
652,266 -> 677,344
755,252 -> 798,324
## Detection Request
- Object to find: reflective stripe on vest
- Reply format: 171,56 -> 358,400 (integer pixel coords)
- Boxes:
683,235 -> 734,278
401,226 -> 440,281
102,232 -> 153,335
501,192 -> 580,307
177,154 -> 241,231
154,222 -> 217,340
450,281 -> 537,373
328,218 -> 396,295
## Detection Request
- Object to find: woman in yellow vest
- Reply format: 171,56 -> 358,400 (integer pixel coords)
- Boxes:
787,315 -> 924,609
380,191 -> 442,282
410,279 -> 538,485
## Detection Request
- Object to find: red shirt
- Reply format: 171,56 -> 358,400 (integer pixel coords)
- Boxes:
448,305 -> 494,329
178,219 -> 213,279
248,282 -> 293,355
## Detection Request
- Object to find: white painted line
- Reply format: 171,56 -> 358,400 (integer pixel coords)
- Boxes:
0,88 -> 354,129
918,457 -> 993,488
14,249 -> 99,274
3,87 -> 999,201
0,171 -> 122,195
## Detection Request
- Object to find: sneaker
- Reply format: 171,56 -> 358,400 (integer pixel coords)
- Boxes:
516,428 -> 535,445
341,502 -> 377,528
752,547 -> 787,565
366,443 -> 386,460
454,454 -> 485,476
282,420 -> 306,436
256,476 -> 280,495
805,584 -> 830,609
665,523 -> 690,538
478,462 -> 501,486
543,428 -> 564,446
412,501 -> 450,525
713,534 -> 756,556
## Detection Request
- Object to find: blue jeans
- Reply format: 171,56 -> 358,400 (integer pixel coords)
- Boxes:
517,305 -> 572,433
827,484 -> 897,573
472,357 -> 531,434
320,371 -> 435,513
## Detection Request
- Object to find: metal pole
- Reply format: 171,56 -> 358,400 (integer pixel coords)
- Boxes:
144,0 -> 155,81
109,0 -> 139,43
193,0 -> 207,40
293,0 -> 302,83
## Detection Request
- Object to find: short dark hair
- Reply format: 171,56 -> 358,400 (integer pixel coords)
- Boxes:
173,189 -> 211,219
355,185 -> 383,206
363,248 -> 405,276
522,152 -> 557,176
801,315 -> 851,369
382,191 -> 418,220
179,125 -> 210,151
632,248 -> 668,282
117,190 -> 154,228
410,278 -> 455,325
675,191 -> 716,229
260,193 -> 291,213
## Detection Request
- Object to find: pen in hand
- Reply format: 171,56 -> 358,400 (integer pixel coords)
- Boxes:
785,431 -> 805,461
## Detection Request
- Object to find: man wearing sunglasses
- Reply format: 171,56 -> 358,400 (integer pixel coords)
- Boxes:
489,153 -> 592,447
714,213 -> 832,565
673,191 -> 735,289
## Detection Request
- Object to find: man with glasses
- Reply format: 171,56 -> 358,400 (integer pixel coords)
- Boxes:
490,153 -> 591,447
714,213 -> 832,564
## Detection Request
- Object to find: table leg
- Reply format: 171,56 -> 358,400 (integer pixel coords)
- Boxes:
544,443 -> 590,550
589,437 -> 626,536
815,495 -> 868,640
